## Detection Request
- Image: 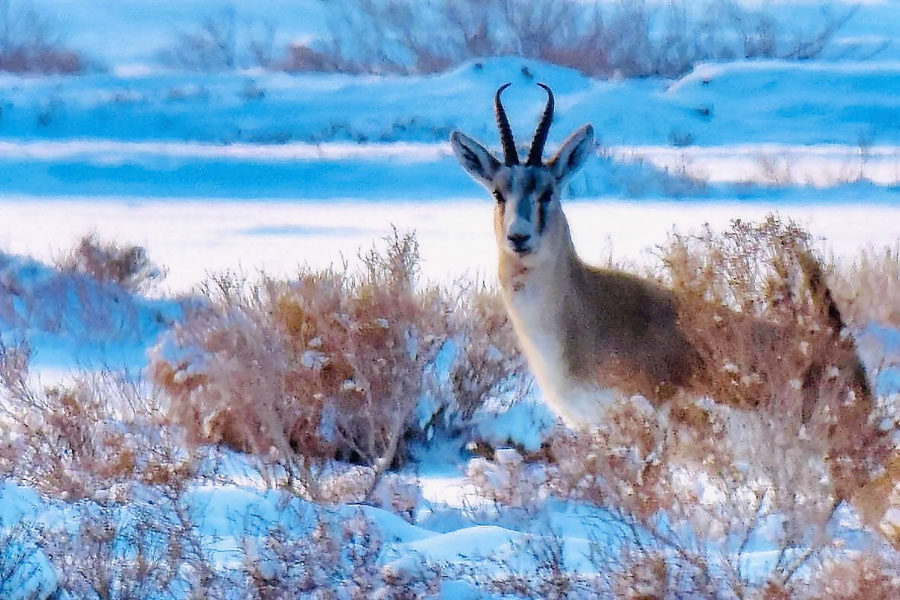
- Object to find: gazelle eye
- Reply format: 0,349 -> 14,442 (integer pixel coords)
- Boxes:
538,191 -> 553,204
492,190 -> 506,204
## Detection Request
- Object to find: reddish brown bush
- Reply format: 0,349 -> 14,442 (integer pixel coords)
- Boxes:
284,0 -> 851,77
833,244 -> 900,329
804,550 -> 900,599
660,217 -> 890,503
448,282 -> 526,422
56,234 -> 166,294
150,230 -> 519,498
0,342 -> 191,500
0,1 -> 83,74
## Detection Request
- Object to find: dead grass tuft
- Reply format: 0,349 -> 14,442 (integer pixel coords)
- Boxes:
832,244 -> 900,329
659,216 -> 888,501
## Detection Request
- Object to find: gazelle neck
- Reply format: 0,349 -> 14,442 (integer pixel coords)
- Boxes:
496,214 -> 612,425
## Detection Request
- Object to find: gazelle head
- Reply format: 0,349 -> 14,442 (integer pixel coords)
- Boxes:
450,83 -> 594,264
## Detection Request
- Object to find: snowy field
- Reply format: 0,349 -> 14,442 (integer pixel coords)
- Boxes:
2,0 -> 900,597
2,197 -> 899,297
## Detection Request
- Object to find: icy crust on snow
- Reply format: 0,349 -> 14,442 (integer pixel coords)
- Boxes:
0,251 -> 183,370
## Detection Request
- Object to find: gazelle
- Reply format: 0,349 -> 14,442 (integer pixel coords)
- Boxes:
450,83 -> 894,536
450,83 -> 702,426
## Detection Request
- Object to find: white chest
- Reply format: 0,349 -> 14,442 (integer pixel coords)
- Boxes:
505,287 -> 617,427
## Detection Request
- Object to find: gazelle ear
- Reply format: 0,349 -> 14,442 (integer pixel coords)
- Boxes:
548,124 -> 595,183
450,131 -> 501,188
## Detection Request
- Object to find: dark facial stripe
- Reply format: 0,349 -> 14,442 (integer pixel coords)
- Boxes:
537,198 -> 547,234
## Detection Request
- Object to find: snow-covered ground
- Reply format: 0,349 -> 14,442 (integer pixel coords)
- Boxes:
2,0 -> 900,596
2,197 -> 899,298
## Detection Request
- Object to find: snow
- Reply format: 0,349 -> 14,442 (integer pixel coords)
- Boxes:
2,197 -> 897,299
2,0 -> 900,595
472,396 -> 556,454
0,250 -> 182,371
613,143 -> 900,187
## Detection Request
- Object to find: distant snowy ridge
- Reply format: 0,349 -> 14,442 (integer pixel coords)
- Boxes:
0,58 -> 898,147
669,59 -> 900,92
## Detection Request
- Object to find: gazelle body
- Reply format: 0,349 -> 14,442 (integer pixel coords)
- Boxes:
497,221 -> 700,425
451,84 -> 699,426
451,83 -> 896,542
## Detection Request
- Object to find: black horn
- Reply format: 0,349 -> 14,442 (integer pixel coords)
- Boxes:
494,83 -> 519,166
526,83 -> 554,166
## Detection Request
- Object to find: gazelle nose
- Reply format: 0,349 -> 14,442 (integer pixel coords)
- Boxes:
507,233 -> 531,253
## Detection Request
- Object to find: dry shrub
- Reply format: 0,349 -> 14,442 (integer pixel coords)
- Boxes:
150,229 -> 518,498
0,521 -> 52,598
157,7 -> 280,72
56,233 -> 166,295
612,550 -> 669,600
310,465 -> 421,521
10,491 -> 439,599
42,500 -> 220,599
466,447 -> 546,510
0,45 -> 80,73
661,216 -> 889,502
480,535 -> 583,600
544,398 -> 671,518
0,246 -> 174,348
0,0 -> 83,74
367,472 -> 422,523
245,512 -> 442,599
287,0 -> 852,77
804,550 -> 900,599
152,231 -> 445,470
540,396 -> 851,595
0,342 -> 191,501
832,244 -> 900,328
445,282 -> 526,423
158,7 -> 238,72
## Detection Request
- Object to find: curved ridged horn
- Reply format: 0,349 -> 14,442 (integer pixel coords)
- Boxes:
494,83 -> 518,166
526,83 -> 554,166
